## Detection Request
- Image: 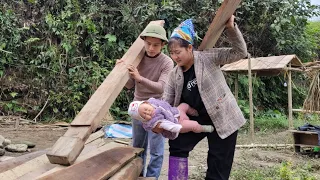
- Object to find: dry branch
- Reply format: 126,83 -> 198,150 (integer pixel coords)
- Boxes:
303,71 -> 320,111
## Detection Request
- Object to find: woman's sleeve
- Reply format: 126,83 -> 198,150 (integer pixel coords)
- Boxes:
139,60 -> 174,94
205,24 -> 247,65
162,69 -> 176,106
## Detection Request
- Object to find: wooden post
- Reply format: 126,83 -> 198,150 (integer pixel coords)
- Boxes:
46,20 -> 165,165
198,0 -> 242,50
234,74 -> 239,102
288,63 -> 293,129
248,54 -> 254,141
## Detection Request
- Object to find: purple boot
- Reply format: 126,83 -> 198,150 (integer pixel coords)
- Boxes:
168,156 -> 188,180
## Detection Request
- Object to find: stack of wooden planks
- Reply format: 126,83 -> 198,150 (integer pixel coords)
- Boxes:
0,130 -> 150,180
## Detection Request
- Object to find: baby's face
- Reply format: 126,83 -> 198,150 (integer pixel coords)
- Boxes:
138,102 -> 155,121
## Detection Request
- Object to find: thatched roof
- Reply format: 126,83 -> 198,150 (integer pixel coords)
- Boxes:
221,55 -> 303,76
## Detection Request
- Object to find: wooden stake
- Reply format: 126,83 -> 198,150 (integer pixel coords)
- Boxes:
288,63 -> 293,129
248,54 -> 254,141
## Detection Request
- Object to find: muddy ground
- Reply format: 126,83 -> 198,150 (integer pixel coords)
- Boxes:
1,118 -> 319,180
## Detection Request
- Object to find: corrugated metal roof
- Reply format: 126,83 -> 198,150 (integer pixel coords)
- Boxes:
221,55 -> 303,75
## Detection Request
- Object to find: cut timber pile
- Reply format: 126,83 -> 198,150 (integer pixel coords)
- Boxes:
0,130 -> 144,180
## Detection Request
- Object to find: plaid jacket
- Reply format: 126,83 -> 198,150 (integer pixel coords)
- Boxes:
163,25 -> 247,139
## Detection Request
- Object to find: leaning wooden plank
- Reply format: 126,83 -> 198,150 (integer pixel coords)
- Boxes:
71,19 -> 164,128
63,126 -> 92,141
36,142 -> 127,179
47,20 -> 164,165
39,147 -> 143,180
198,0 -> 242,50
46,136 -> 84,165
109,157 -> 143,180
0,150 -> 47,173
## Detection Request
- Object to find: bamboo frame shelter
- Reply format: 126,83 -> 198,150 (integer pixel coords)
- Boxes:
221,54 -> 304,139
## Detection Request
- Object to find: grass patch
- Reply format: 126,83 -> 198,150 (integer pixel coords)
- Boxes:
241,110 -> 320,133
231,161 -> 318,180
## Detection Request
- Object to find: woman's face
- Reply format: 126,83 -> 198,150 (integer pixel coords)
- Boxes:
169,43 -> 193,70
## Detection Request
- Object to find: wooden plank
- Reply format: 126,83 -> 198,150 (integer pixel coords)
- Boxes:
17,144 -> 98,180
16,164 -> 56,180
85,130 -> 104,145
39,147 -> 143,180
291,130 -> 319,146
0,156 -> 15,162
46,136 -> 84,165
0,150 -> 47,173
109,157 -> 143,180
0,154 -> 50,180
198,0 -> 242,50
63,126 -> 92,141
37,142 -> 126,178
289,130 -> 318,135
47,20 -> 164,165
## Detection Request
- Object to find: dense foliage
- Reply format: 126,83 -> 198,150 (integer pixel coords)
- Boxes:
0,0 -> 319,121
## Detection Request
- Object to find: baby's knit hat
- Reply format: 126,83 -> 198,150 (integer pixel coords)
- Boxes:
128,101 -> 146,122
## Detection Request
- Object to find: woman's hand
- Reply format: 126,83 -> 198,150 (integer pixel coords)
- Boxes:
226,15 -> 235,29
127,64 -> 142,82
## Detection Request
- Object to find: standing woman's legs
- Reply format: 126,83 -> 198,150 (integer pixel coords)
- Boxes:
132,119 -> 148,176
169,132 -> 206,180
146,131 -> 164,179
206,129 -> 238,180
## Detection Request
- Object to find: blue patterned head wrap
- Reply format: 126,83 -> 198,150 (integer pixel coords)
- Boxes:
170,19 -> 196,45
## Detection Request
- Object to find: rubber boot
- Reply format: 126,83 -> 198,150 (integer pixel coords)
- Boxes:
168,156 -> 188,180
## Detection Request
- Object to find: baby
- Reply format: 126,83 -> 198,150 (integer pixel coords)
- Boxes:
128,98 -> 214,140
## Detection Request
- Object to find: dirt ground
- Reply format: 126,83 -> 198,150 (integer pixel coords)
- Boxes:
1,118 -> 320,180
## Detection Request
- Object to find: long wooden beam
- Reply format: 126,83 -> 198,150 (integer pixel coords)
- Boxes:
198,0 -> 242,50
46,20 -> 165,165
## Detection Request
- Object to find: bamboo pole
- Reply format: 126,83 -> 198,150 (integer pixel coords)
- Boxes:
236,144 -> 293,149
248,54 -> 254,141
288,63 -> 293,129
292,109 -> 320,114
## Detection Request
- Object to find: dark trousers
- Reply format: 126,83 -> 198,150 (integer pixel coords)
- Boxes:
169,126 -> 238,180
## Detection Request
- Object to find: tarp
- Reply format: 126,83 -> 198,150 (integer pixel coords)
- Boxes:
104,123 -> 132,138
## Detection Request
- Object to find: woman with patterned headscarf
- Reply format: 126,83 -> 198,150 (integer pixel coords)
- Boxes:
162,15 -> 247,180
